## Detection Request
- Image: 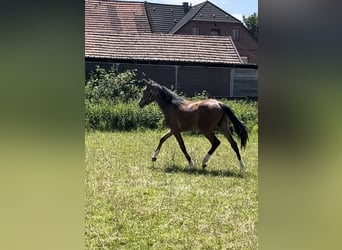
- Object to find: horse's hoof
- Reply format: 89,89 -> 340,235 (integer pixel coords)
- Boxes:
189,159 -> 195,167
152,157 -> 157,162
202,164 -> 207,169
239,167 -> 246,176
239,159 -> 246,169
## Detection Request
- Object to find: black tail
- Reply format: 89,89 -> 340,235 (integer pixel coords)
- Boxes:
219,103 -> 248,149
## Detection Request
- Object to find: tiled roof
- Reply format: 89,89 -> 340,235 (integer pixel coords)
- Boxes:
144,2 -> 187,33
170,1 -> 240,34
85,0 -> 241,35
85,32 -> 242,65
169,1 -> 206,34
85,0 -> 150,33
192,1 -> 240,22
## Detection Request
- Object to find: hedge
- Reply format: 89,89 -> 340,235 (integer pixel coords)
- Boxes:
85,66 -> 258,133
85,99 -> 257,133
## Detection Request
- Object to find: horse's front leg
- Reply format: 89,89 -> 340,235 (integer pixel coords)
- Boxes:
174,132 -> 194,167
152,130 -> 173,162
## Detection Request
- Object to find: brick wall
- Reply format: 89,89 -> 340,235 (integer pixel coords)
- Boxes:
176,21 -> 258,64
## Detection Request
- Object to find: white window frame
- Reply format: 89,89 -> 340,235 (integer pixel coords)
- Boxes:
231,29 -> 240,41
192,27 -> 200,35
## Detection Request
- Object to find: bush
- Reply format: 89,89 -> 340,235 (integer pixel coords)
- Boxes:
189,92 -> 258,133
85,100 -> 164,131
85,66 -> 142,104
222,100 -> 258,132
85,66 -> 258,133
85,99 -> 257,133
85,66 -> 164,131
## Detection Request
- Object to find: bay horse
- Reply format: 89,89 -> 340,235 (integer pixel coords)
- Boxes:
138,79 -> 248,171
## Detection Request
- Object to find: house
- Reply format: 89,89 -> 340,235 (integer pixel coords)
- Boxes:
145,1 -> 258,64
85,0 -> 258,64
85,0 -> 258,98
85,32 -> 257,98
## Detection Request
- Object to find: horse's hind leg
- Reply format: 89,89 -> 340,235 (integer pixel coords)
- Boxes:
219,118 -> 246,170
201,131 -> 221,168
152,130 -> 173,162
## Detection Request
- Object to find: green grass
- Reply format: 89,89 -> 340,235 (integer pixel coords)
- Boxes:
85,130 -> 258,249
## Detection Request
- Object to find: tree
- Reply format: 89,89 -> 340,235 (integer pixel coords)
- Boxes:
243,12 -> 258,40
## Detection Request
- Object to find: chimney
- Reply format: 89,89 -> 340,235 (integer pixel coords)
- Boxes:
183,2 -> 190,13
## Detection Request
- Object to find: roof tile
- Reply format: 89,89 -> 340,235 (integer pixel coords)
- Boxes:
85,0 -> 150,33
85,32 -> 242,65
145,2 -> 186,33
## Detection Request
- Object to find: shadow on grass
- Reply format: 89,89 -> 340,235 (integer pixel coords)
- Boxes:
150,163 -> 244,178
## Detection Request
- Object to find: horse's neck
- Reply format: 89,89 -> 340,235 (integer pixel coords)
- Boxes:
156,97 -> 172,115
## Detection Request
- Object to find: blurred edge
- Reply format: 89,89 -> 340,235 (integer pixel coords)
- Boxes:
0,1 -> 84,250
259,0 -> 342,249
1,0 -> 342,249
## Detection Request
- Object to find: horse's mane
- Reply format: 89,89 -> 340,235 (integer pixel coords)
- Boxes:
150,81 -> 185,106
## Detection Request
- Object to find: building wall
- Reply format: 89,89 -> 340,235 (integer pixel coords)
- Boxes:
85,60 -> 257,98
119,63 -> 176,89
176,21 -> 258,64
118,63 -> 230,97
177,66 -> 230,97
230,68 -> 258,97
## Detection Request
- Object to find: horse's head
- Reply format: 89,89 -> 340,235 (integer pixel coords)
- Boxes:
138,79 -> 158,108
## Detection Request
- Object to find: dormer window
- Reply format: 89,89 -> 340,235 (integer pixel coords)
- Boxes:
231,29 -> 239,41
192,27 -> 200,35
210,29 -> 220,36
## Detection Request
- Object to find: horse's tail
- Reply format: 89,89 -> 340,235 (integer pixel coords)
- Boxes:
219,103 -> 248,149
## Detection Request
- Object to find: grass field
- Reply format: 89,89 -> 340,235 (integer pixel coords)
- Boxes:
85,130 -> 258,249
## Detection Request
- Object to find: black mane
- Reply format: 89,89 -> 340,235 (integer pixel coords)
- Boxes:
150,81 -> 185,106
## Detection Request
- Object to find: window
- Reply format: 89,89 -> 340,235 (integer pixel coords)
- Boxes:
210,29 -> 220,36
231,29 -> 239,41
192,27 -> 199,35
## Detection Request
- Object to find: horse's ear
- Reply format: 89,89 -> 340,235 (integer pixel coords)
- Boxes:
142,79 -> 151,86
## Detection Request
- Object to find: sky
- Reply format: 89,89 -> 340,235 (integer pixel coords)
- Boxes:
121,0 -> 258,22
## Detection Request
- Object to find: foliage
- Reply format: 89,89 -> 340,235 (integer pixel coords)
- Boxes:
85,66 -> 164,131
85,98 -> 257,133
224,100 -> 258,133
85,100 -> 163,131
85,131 -> 258,249
85,66 -> 258,133
85,66 -> 142,104
243,12 -> 258,40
